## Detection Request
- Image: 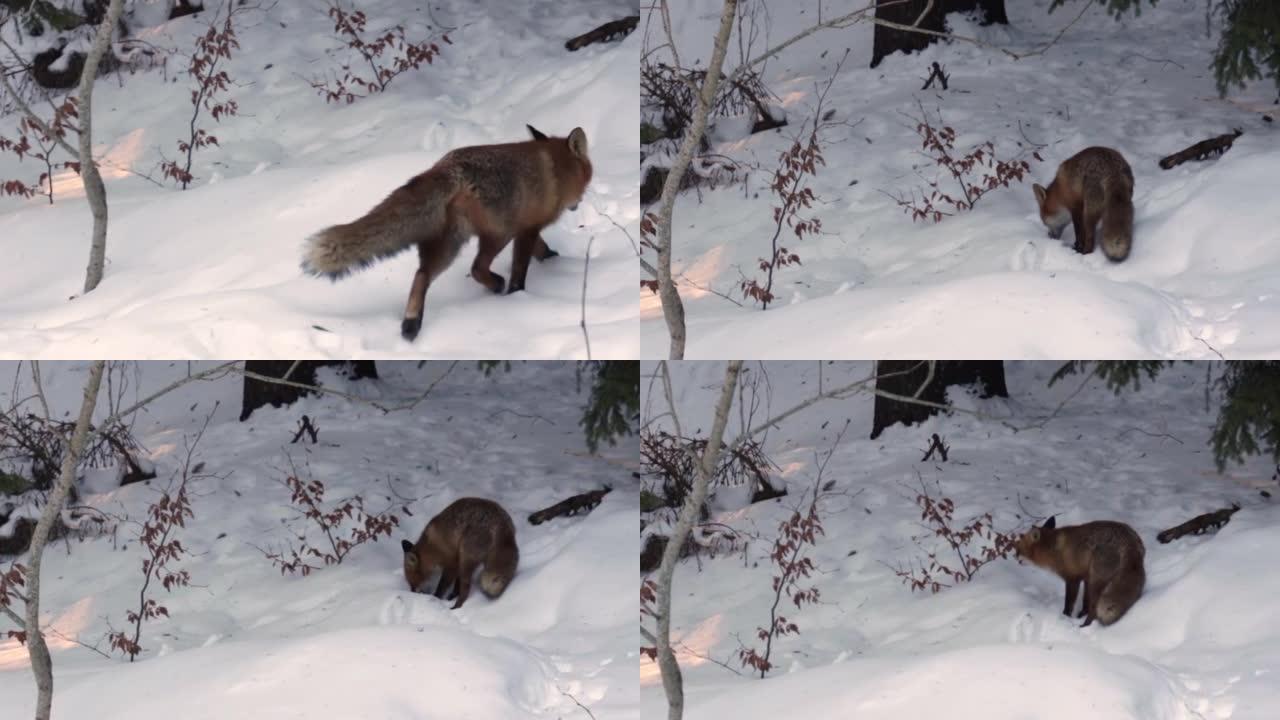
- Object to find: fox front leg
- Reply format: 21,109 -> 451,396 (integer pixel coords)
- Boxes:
1070,207 -> 1095,255
433,568 -> 456,599
1063,578 -> 1081,617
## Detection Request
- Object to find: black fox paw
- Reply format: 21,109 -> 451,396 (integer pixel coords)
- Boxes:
537,248 -> 559,262
401,317 -> 422,341
489,272 -> 506,294
506,280 -> 525,295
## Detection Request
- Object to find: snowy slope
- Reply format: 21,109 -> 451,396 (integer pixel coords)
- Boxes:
0,0 -> 639,359
0,361 -> 637,719
641,361 -> 1280,720
640,0 -> 1280,359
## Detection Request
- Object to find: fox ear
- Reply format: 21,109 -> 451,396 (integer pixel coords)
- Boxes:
567,127 -> 588,158
400,539 -> 414,554
1042,515 -> 1056,530
526,124 -> 549,141
1032,183 -> 1047,206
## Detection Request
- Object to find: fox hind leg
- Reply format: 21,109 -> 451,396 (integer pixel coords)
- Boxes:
533,235 -> 558,261
401,231 -> 465,342
401,246 -> 432,341
470,235 -> 507,294
508,231 -> 538,294
451,557 -> 480,609
1070,207 -> 1094,255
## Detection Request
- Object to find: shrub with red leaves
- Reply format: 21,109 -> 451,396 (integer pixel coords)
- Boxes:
261,468 -> 399,576
108,473 -> 195,661
160,3 -> 243,189
0,97 -> 80,203
640,578 -> 658,660
640,213 -> 660,294
1,562 -> 29,644
739,128 -> 820,309
313,1 -> 450,104
892,477 -> 1014,593
738,488 -> 824,678
893,107 -> 1038,223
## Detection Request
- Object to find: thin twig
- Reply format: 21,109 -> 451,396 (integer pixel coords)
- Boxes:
1023,367 -> 1097,431
592,203 -> 640,258
1117,427 -> 1184,445
558,688 -> 598,720
580,235 -> 594,360
45,626 -> 112,660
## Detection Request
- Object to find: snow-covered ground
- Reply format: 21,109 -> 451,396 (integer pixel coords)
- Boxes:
0,361 -> 637,719
641,361 -> 1280,719
641,0 -> 1280,358
0,0 -> 639,359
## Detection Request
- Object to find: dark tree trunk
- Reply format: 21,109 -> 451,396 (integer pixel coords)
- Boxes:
870,0 -> 1008,69
870,361 -> 1007,439
871,361 -> 945,439
955,0 -> 1009,25
239,361 -> 377,421
942,361 -> 1008,399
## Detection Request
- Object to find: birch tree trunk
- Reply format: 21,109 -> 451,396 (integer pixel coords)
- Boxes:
24,360 -> 105,720
654,360 -> 742,719
77,0 -> 125,294
653,0 -> 738,359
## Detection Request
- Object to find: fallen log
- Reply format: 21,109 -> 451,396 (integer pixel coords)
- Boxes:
1158,129 -> 1243,170
528,486 -> 612,525
565,16 -> 638,52
1156,504 -> 1240,544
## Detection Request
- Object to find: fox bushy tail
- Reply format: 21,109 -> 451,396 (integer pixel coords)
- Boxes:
479,534 -> 519,598
1096,561 -> 1145,625
301,171 -> 459,279
1100,188 -> 1134,262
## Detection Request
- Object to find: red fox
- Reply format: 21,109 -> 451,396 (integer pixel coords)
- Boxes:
401,497 -> 519,609
301,125 -> 593,341
1014,516 -> 1145,626
1032,146 -> 1135,262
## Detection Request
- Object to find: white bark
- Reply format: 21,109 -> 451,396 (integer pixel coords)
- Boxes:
77,0 -> 126,294
653,0 -> 738,359
24,360 -> 105,720
653,360 -> 742,720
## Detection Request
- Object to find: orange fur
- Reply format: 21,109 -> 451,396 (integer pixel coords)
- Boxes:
1032,146 -> 1134,262
1015,516 -> 1145,626
301,125 -> 591,341
401,498 -> 519,609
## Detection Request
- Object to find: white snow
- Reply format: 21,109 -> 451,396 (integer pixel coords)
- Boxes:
640,0 -> 1280,358
0,361 -> 637,719
0,0 -> 639,359
641,361 -> 1280,720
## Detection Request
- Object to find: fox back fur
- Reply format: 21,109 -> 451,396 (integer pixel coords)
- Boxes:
401,497 -> 519,609
1015,516 -> 1145,626
1032,146 -> 1134,262
301,125 -> 592,341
